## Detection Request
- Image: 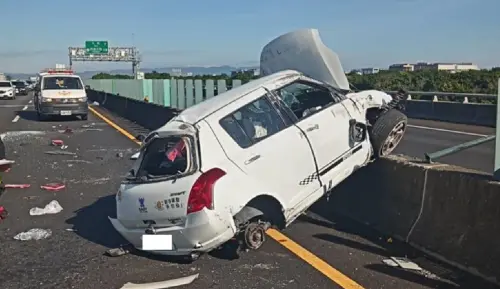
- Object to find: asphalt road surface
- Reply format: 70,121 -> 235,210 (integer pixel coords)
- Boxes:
0,94 -> 496,289
395,119 -> 494,173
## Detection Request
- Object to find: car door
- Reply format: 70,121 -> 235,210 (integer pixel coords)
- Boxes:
271,79 -> 358,191
211,89 -> 321,211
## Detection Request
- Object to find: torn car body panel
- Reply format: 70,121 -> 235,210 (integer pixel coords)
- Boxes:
260,28 -> 350,91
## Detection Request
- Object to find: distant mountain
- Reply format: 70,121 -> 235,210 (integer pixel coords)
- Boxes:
4,65 -> 259,80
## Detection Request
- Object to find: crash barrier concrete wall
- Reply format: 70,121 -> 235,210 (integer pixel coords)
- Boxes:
316,155 -> 500,283
87,89 -> 180,131
404,100 -> 496,127
86,79 -> 498,127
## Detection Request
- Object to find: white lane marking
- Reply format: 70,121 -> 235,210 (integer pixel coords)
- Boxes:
22,105 -> 28,111
0,105 -> 28,108
12,115 -> 20,123
29,100 -> 33,104
407,124 -> 488,137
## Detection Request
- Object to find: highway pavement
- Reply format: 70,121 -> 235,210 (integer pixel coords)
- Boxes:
0,93 -> 496,289
396,119 -> 494,173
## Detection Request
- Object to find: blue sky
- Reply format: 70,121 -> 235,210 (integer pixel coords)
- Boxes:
1,0 -> 499,73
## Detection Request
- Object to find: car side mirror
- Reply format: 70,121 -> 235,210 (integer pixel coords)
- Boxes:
349,119 -> 367,143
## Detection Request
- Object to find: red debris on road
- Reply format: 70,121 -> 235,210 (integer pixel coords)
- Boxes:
51,140 -> 64,146
40,183 -> 66,191
0,206 -> 8,221
4,184 -> 31,189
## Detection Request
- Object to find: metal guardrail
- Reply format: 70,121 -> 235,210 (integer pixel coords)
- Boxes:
384,91 -> 496,102
425,135 -> 495,163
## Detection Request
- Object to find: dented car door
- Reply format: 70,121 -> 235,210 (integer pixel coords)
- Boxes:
209,88 -> 321,212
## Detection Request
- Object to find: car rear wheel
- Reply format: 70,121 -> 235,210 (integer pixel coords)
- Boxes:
370,109 -> 407,158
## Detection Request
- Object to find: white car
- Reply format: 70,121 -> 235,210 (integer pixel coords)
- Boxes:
0,81 -> 16,99
109,29 -> 407,261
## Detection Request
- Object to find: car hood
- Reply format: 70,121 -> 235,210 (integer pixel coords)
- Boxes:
260,28 -> 350,91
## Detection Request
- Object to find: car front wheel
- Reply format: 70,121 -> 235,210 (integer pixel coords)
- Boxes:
370,109 -> 407,158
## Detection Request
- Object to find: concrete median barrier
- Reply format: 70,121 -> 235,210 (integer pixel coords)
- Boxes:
404,100 -> 496,127
87,89 -> 180,131
320,155 -> 500,283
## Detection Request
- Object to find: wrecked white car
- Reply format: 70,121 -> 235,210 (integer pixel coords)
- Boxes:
109,29 -> 407,261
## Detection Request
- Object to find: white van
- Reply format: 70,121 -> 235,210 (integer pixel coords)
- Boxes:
34,69 -> 88,121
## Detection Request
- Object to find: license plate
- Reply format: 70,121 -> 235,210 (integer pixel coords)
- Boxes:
142,234 -> 173,251
60,111 -> 72,116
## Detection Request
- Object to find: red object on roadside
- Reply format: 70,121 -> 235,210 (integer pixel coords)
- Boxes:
0,206 -> 8,220
4,184 -> 30,189
40,183 -> 65,191
51,140 -> 64,146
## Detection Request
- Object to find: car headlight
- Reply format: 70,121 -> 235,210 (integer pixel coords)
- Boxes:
78,96 -> 87,102
42,97 -> 52,102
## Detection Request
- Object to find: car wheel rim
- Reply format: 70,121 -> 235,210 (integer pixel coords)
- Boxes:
380,121 -> 406,156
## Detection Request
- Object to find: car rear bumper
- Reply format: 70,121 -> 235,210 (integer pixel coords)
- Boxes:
109,208 -> 237,256
39,102 -> 88,116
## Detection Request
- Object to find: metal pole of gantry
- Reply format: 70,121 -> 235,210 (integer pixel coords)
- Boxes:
494,78 -> 500,180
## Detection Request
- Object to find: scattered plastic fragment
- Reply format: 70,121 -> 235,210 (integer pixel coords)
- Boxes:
45,151 -> 76,156
29,200 -> 63,216
40,183 -> 66,191
61,145 -> 68,150
23,196 -> 37,200
92,101 -> 100,106
105,247 -> 130,257
0,206 -> 8,220
382,259 -> 399,267
386,237 -> 393,243
13,228 -> 52,240
4,184 -> 30,189
120,273 -> 199,289
51,140 -> 64,146
130,152 -> 140,160
116,152 -> 124,158
387,257 -> 423,271
63,127 -> 73,134
0,159 -> 14,166
65,228 -> 77,232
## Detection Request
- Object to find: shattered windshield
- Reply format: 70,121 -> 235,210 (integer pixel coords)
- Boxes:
135,136 -> 192,180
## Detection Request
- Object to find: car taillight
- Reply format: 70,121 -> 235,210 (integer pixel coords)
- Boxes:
187,168 -> 226,214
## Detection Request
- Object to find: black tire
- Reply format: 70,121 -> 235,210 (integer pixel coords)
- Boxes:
81,114 -> 88,121
370,109 -> 407,158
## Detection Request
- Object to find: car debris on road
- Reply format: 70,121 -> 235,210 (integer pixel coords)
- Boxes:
13,228 -> 52,240
108,28 -> 409,262
40,183 -> 66,191
119,273 -> 199,289
29,200 -> 63,216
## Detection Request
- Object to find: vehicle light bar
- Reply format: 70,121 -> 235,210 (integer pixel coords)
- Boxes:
40,68 -> 74,74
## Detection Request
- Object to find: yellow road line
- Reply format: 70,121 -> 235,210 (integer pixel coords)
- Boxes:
267,229 -> 365,289
88,106 -> 141,145
89,105 -> 365,289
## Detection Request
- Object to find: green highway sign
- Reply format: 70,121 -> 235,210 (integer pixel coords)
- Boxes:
85,41 -> 109,55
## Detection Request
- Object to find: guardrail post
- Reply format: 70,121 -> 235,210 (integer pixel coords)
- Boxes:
494,78 -> 500,181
